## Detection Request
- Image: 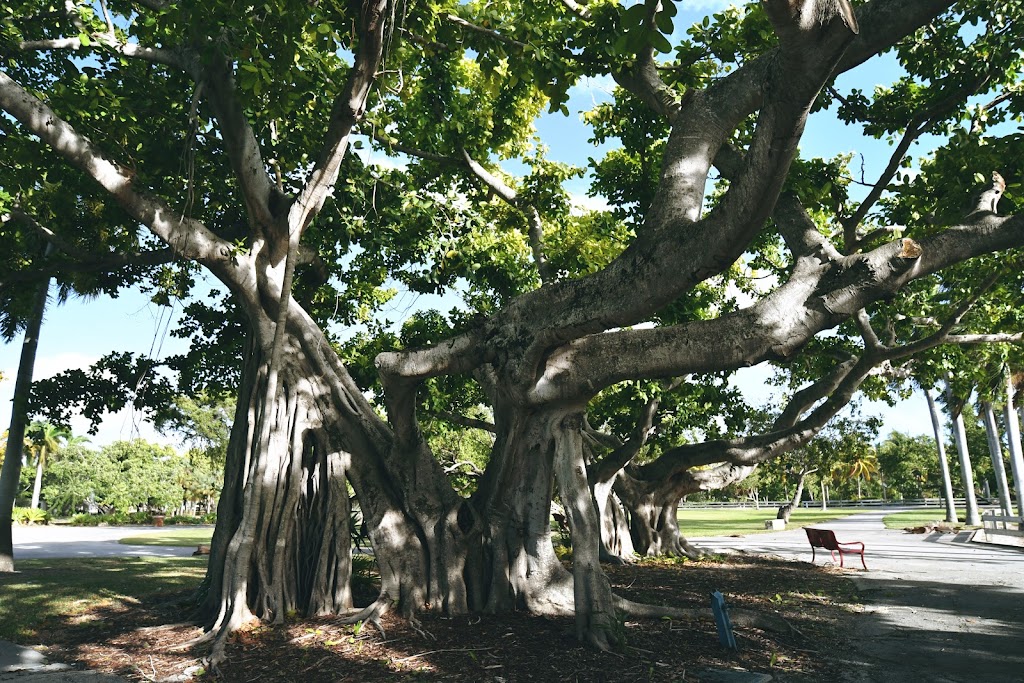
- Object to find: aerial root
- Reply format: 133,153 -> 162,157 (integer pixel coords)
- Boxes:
613,595 -> 800,636
337,593 -> 393,639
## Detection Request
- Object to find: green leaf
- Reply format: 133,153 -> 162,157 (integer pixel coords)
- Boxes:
649,31 -> 672,54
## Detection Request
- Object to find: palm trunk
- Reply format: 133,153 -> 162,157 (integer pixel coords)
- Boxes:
946,384 -> 982,526
30,449 -> 46,510
1003,372 -> 1024,518
0,272 -> 50,571
982,402 -> 1014,517
925,387 -> 958,523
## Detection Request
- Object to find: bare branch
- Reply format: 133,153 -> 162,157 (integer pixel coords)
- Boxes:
945,333 -> 1024,345
841,75 -> 990,249
558,0 -> 591,20
445,14 -> 527,51
0,247 -> 176,289
429,411 -> 497,434
971,87 -> 1019,133
4,207 -> 78,254
18,36 -> 189,71
854,308 -> 885,352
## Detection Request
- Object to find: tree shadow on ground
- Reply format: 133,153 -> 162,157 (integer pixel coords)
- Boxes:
844,576 -> 1024,683
16,555 -> 868,682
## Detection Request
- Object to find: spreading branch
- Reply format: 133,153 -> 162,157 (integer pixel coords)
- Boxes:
0,71 -> 232,269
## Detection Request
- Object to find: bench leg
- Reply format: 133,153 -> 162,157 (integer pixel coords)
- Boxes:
811,546 -> 816,564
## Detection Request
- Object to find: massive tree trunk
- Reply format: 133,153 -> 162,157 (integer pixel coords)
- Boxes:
472,405 -> 575,616
199,307 -> 468,662
925,387 -> 959,523
0,272 -> 49,572
616,475 -> 693,559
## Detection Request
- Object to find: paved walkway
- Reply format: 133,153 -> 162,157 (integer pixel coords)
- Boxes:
689,508 -> 1024,682
11,525 -> 198,560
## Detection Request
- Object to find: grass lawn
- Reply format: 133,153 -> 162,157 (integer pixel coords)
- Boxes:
677,506 -> 863,537
882,508 -> 969,529
118,527 -> 214,547
0,556 -> 207,642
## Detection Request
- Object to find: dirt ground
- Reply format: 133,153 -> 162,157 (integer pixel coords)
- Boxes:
33,555 -> 865,682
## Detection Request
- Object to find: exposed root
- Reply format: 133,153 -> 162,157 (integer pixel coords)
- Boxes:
599,547 -> 633,565
164,628 -> 217,653
337,593 -> 393,639
676,537 -> 705,560
613,595 -> 800,636
408,614 -> 436,641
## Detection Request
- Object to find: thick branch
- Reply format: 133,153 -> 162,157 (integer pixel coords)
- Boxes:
202,60 -> 278,232
0,70 -> 231,269
530,209 -> 1024,403
289,0 -> 394,236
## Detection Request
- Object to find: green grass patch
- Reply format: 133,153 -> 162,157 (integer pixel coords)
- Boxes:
0,556 -> 207,642
677,506 -> 863,537
882,508 -> 968,529
118,528 -> 214,547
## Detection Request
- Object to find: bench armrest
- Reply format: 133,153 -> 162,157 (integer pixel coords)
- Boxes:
835,541 -> 864,551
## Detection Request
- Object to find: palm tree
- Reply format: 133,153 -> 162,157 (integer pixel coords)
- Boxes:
26,421 -> 70,510
846,450 -> 880,500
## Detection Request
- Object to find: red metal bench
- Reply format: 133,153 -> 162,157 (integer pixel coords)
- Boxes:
804,527 -> 867,570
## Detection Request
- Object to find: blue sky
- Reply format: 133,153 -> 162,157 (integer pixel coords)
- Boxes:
1,1 -> 942,447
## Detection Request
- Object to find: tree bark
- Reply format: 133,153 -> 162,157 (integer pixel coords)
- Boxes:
924,387 -> 958,523
946,384 -> 982,526
0,273 -> 49,572
790,467 -> 816,509
553,412 -> 623,651
472,405 -> 575,616
981,402 -> 1013,517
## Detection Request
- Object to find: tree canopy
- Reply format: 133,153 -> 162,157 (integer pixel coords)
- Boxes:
3,0 -> 1024,660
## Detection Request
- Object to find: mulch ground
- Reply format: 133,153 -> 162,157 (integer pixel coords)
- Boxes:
37,554 -> 863,682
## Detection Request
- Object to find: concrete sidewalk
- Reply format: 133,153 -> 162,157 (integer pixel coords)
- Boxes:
690,508 -> 1024,682
11,525 -> 200,560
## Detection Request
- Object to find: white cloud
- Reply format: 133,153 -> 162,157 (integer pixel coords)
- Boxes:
569,192 -> 611,215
